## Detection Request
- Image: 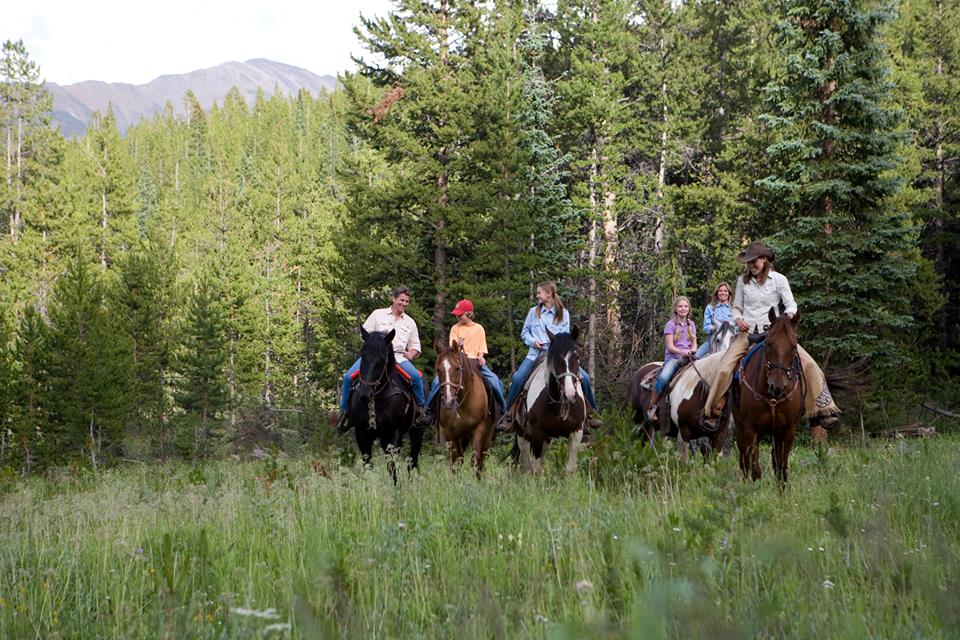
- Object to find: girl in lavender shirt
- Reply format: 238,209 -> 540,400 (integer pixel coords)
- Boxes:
646,296 -> 697,421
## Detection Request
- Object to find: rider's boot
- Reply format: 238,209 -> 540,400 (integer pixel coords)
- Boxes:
496,403 -> 517,433
700,396 -> 726,432
415,405 -> 434,426
333,411 -> 352,434
587,409 -> 604,429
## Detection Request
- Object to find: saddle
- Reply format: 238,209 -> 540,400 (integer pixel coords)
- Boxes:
350,364 -> 424,387
514,354 -> 548,428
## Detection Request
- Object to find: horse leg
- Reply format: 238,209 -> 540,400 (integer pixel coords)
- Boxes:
531,440 -> 549,476
565,429 -> 583,475
408,423 -> 424,473
356,431 -> 374,469
772,434 -> 794,489
472,419 -> 495,479
516,435 -> 534,472
678,432 -> 689,463
736,426 -> 760,481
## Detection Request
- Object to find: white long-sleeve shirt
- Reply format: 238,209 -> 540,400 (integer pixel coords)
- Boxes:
733,270 -> 798,333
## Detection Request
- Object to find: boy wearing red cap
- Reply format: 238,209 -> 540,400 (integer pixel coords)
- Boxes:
419,299 -> 506,424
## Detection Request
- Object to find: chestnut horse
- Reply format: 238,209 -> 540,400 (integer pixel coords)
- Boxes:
434,338 -> 495,477
731,309 -> 803,486
514,328 -> 587,475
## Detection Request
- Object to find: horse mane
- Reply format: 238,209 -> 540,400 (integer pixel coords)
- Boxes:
360,331 -> 397,371
547,332 -> 578,368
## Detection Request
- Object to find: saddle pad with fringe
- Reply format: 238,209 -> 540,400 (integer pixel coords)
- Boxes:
350,365 -> 423,384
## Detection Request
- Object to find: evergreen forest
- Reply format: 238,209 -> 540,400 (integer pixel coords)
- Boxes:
2,0 -> 959,471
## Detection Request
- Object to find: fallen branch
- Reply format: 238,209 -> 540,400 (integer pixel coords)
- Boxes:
878,423 -> 936,439
921,401 -> 960,420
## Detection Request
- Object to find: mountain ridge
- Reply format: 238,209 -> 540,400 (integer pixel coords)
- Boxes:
47,58 -> 338,136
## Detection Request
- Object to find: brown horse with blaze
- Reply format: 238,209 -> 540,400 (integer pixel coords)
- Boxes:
433,338 -> 495,477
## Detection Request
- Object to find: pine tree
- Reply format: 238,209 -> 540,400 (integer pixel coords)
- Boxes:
174,275 -> 229,458
113,237 -> 178,458
8,305 -> 49,471
46,253 -> 132,466
758,0 -> 920,367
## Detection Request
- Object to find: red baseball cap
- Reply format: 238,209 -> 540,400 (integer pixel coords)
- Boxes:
451,299 -> 474,316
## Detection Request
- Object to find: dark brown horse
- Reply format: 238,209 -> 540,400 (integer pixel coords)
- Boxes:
628,321 -> 739,452
628,362 -> 662,446
514,328 -> 587,475
434,338 -> 494,477
731,309 -> 803,486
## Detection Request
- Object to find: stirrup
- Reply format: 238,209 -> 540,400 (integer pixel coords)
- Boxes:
495,412 -> 514,433
334,412 -> 352,434
645,406 -> 658,422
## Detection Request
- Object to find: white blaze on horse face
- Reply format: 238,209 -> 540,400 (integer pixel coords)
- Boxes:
563,353 -> 577,401
442,359 -> 454,404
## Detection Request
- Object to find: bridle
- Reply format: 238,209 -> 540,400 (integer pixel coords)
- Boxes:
439,350 -> 469,413
546,349 -> 583,421
738,340 -> 803,415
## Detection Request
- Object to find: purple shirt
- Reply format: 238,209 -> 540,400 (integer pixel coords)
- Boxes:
663,318 -> 696,361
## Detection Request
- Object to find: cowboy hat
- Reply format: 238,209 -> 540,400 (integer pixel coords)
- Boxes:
736,241 -> 775,263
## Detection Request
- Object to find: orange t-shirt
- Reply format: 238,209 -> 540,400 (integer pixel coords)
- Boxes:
449,322 -> 488,359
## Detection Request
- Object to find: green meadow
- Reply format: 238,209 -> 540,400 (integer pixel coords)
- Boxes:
2,424 -> 958,639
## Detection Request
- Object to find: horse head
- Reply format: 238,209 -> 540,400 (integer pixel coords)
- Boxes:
357,327 -> 396,400
711,320 -> 737,354
434,337 -> 467,411
764,307 -> 800,400
546,326 -> 581,403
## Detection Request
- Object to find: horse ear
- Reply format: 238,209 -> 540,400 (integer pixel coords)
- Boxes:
768,307 -> 777,326
385,328 -> 396,343
546,328 -> 556,342
360,326 -> 369,341
570,325 -> 580,341
450,339 -> 460,353
434,337 -> 446,354
790,310 -> 800,328
457,337 -> 465,350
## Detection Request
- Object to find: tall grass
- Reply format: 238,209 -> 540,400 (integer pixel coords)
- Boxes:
1,423 -> 958,638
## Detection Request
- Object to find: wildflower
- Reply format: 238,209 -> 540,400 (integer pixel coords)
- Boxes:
534,614 -> 549,623
264,623 -> 292,632
822,579 -> 835,589
230,607 -> 280,620
575,579 -> 593,594
672,527 -> 681,533
398,522 -> 406,531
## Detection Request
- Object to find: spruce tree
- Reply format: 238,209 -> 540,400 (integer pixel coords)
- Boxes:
758,0 -> 919,367
8,305 -> 49,471
46,253 -> 132,466
174,276 -> 229,458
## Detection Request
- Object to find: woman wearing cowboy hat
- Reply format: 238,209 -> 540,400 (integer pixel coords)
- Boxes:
701,242 -> 840,436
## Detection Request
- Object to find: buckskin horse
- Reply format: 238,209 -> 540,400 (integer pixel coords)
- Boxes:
434,338 -> 495,477
513,328 -> 587,476
730,309 -> 803,486
347,328 -> 424,483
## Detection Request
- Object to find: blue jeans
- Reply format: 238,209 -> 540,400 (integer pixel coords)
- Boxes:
506,358 -> 598,410
654,358 -> 683,395
695,340 -> 711,359
426,364 -> 506,409
340,357 -> 426,411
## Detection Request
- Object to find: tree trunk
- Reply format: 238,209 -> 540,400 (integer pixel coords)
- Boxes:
602,183 -> 620,372
587,150 -> 599,380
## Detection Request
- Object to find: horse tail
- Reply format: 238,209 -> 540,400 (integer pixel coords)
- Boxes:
824,357 -> 871,396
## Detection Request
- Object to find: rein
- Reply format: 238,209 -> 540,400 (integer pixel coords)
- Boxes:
546,358 -> 582,421
738,342 -> 802,414
439,350 -> 470,414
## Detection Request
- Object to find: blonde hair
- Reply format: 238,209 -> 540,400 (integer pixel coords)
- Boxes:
671,296 -> 696,342
709,281 -> 732,308
535,281 -> 565,326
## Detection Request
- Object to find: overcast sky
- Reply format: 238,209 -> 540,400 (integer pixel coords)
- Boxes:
5,0 -> 395,85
